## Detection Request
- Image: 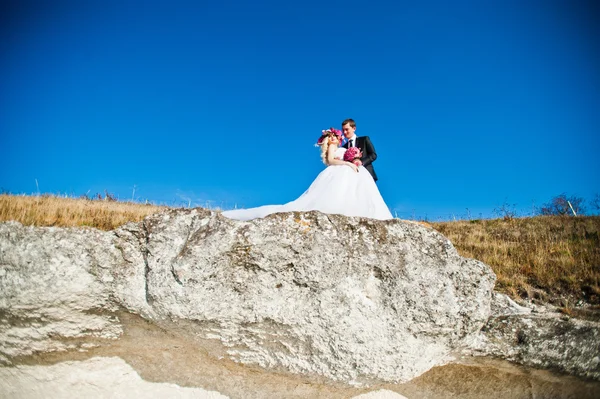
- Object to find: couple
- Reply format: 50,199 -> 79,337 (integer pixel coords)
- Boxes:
222,119 -> 393,221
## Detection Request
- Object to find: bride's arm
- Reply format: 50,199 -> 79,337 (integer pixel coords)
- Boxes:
327,144 -> 358,171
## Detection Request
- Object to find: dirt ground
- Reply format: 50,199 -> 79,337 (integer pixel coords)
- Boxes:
9,311 -> 600,399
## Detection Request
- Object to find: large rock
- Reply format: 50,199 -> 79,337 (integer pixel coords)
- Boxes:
464,293 -> 600,380
0,209 -> 495,384
0,223 -> 123,362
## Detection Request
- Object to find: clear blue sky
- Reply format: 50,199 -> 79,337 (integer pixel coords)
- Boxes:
1,0 -> 598,220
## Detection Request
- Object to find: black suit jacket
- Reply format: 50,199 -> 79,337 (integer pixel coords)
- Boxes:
344,136 -> 378,181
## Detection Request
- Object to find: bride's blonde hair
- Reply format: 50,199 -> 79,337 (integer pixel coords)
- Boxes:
319,138 -> 331,165
317,128 -> 342,165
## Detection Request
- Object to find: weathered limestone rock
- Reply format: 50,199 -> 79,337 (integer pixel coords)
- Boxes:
0,223 -> 123,363
2,208 -> 496,384
0,357 -> 229,399
464,293 -> 600,380
126,210 -> 496,385
0,355 -> 417,399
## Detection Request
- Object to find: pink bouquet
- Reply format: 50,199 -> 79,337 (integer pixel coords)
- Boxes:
344,146 -> 362,165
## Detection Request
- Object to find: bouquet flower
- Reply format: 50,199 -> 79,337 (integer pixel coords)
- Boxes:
343,146 -> 362,165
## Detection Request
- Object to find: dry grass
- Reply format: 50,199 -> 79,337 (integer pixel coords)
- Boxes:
1,194 -> 599,305
0,194 -> 165,231
431,216 -> 600,305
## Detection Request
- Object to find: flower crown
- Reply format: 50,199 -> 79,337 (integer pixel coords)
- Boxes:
316,127 -> 343,145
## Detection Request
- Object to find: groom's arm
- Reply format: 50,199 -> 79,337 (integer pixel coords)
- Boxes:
361,136 -> 377,167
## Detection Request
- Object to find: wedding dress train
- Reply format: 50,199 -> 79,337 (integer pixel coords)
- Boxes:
222,162 -> 393,221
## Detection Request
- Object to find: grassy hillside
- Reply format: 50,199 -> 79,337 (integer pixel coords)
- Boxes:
0,194 -> 164,231
432,217 -> 600,306
1,194 -> 598,305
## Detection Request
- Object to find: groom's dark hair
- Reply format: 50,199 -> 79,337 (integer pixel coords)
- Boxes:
342,118 -> 356,128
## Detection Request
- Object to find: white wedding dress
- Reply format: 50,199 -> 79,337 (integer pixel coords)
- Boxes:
222,147 -> 393,221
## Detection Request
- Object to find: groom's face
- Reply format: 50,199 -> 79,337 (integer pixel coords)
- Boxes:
343,123 -> 356,139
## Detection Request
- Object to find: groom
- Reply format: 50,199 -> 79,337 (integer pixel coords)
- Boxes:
342,118 -> 378,181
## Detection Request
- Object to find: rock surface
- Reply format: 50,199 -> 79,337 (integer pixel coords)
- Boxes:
465,293 -> 600,380
0,355 -> 411,399
0,209 -> 495,384
3,313 -> 598,399
0,357 -> 229,399
0,224 -> 123,363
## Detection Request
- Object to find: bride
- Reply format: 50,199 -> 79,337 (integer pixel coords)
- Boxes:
222,128 -> 393,221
